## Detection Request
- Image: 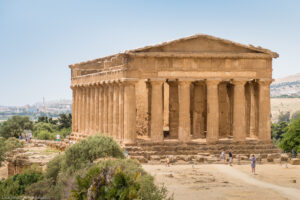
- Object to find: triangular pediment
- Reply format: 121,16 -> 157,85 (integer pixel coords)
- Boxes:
129,34 -> 278,58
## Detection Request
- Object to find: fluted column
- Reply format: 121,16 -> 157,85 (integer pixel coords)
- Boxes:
103,83 -> 108,134
78,87 -> 83,133
249,82 -> 257,138
118,82 -> 124,142
98,85 -> 103,133
206,79 -> 220,143
178,80 -> 191,142
258,79 -> 272,141
232,79 -> 247,141
94,85 -> 99,133
71,87 -> 76,132
123,79 -> 137,144
90,86 -> 95,134
150,79 -> 164,142
168,80 -> 179,139
193,81 -> 206,139
113,82 -> 119,140
108,83 -> 114,136
86,86 -> 91,134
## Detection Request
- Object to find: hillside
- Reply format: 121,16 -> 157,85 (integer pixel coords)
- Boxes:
271,73 -> 300,97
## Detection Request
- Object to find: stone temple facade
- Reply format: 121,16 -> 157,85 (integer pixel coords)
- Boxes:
69,34 -> 279,145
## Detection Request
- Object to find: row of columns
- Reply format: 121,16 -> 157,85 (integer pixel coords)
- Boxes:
148,78 -> 272,143
71,79 -> 137,144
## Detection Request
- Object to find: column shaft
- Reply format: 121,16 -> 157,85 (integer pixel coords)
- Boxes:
232,80 -> 247,141
118,84 -> 124,141
249,83 -> 257,138
90,86 -> 95,134
150,80 -> 164,142
178,80 -> 191,142
108,84 -> 114,136
206,80 -> 220,142
258,80 -> 272,140
71,87 -> 76,132
113,83 -> 119,140
123,81 -> 137,144
99,86 -> 103,133
168,81 -> 179,139
103,85 -> 108,134
94,85 -> 99,133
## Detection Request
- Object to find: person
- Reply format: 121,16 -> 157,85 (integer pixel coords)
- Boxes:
228,149 -> 233,166
166,156 -> 170,167
250,154 -> 256,174
220,150 -> 225,163
56,134 -> 60,142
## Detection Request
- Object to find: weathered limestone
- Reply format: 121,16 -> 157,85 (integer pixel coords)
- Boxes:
178,80 -> 192,142
150,79 -> 164,142
232,79 -> 247,141
69,34 -> 278,145
206,79 -> 220,142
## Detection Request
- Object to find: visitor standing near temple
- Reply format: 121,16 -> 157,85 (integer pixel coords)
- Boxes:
228,149 -> 233,166
250,154 -> 256,174
220,150 -> 225,163
56,134 -> 60,142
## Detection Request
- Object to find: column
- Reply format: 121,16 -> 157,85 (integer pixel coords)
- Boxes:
178,80 -> 191,142
232,79 -> 247,141
206,79 -> 220,142
113,82 -> 119,140
94,85 -> 99,133
71,87 -> 76,132
85,86 -> 90,134
258,79 -> 272,141
118,82 -> 124,141
103,84 -> 108,134
249,82 -> 257,138
108,83 -> 114,136
90,86 -> 95,134
193,81 -> 206,138
123,79 -> 137,144
98,85 -> 103,133
168,80 -> 179,139
78,87 -> 83,133
150,79 -> 164,142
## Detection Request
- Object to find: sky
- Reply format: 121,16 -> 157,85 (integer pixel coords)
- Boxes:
0,0 -> 300,106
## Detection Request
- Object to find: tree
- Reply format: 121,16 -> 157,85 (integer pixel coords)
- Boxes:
57,113 -> 72,130
271,121 -> 288,141
277,111 -> 290,123
280,115 -> 300,153
291,110 -> 300,121
0,116 -> 33,138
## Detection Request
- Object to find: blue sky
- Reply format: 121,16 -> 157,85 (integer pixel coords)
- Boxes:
0,0 -> 300,106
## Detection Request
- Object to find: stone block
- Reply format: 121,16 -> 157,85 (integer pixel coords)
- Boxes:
290,158 -> 300,165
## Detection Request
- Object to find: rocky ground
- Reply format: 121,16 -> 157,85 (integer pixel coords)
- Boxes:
143,164 -> 300,200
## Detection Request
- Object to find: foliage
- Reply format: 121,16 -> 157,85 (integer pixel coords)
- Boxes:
291,110 -> 300,121
72,159 -> 171,200
271,121 -> 288,142
35,130 -> 56,140
33,122 -> 58,135
0,137 -> 24,166
280,115 -> 300,153
25,178 -> 61,200
277,111 -> 290,123
57,113 -> 72,130
37,116 -> 58,125
0,116 -> 33,138
59,127 -> 72,138
0,167 -> 43,196
62,135 -> 124,173
45,154 -> 64,183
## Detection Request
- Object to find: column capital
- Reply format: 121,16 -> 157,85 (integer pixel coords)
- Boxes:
206,78 -> 221,86
193,81 -> 206,86
257,78 -> 273,86
121,78 -> 139,85
178,79 -> 192,86
149,78 -> 165,85
231,78 -> 249,86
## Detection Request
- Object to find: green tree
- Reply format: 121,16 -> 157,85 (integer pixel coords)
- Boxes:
291,110 -> 300,121
271,121 -> 288,141
0,116 -> 33,138
277,111 -> 290,123
0,137 -> 24,166
280,115 -> 300,153
57,113 -> 72,130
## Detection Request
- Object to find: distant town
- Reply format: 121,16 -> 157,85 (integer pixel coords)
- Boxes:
0,99 -> 72,122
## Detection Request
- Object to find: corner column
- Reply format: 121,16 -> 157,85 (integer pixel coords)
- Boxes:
206,79 -> 220,143
232,79 -> 247,141
258,79 -> 272,141
123,79 -> 137,144
178,80 -> 192,142
150,79 -> 164,142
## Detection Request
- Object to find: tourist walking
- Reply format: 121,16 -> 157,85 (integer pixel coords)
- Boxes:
228,149 -> 233,166
56,134 -> 60,142
220,150 -> 226,163
250,154 -> 256,174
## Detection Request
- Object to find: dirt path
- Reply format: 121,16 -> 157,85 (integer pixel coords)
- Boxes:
143,164 -> 299,200
213,164 -> 300,200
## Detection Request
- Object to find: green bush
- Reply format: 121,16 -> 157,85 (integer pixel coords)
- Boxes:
62,135 -> 124,173
280,115 -> 300,153
72,159 -> 171,200
0,167 -> 43,196
0,116 -> 33,138
0,137 -> 24,166
33,122 -> 58,137
59,127 -> 72,138
26,178 -> 61,200
35,130 -> 56,140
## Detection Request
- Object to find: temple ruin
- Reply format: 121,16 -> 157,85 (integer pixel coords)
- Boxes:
69,34 -> 279,145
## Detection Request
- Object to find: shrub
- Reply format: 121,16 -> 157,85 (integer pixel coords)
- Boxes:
26,178 -> 61,200
62,135 -> 124,173
0,167 -> 43,196
280,115 -> 300,153
72,159 -> 171,200
35,130 -> 56,140
0,116 -> 33,138
33,122 -> 58,137
0,137 -> 24,166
